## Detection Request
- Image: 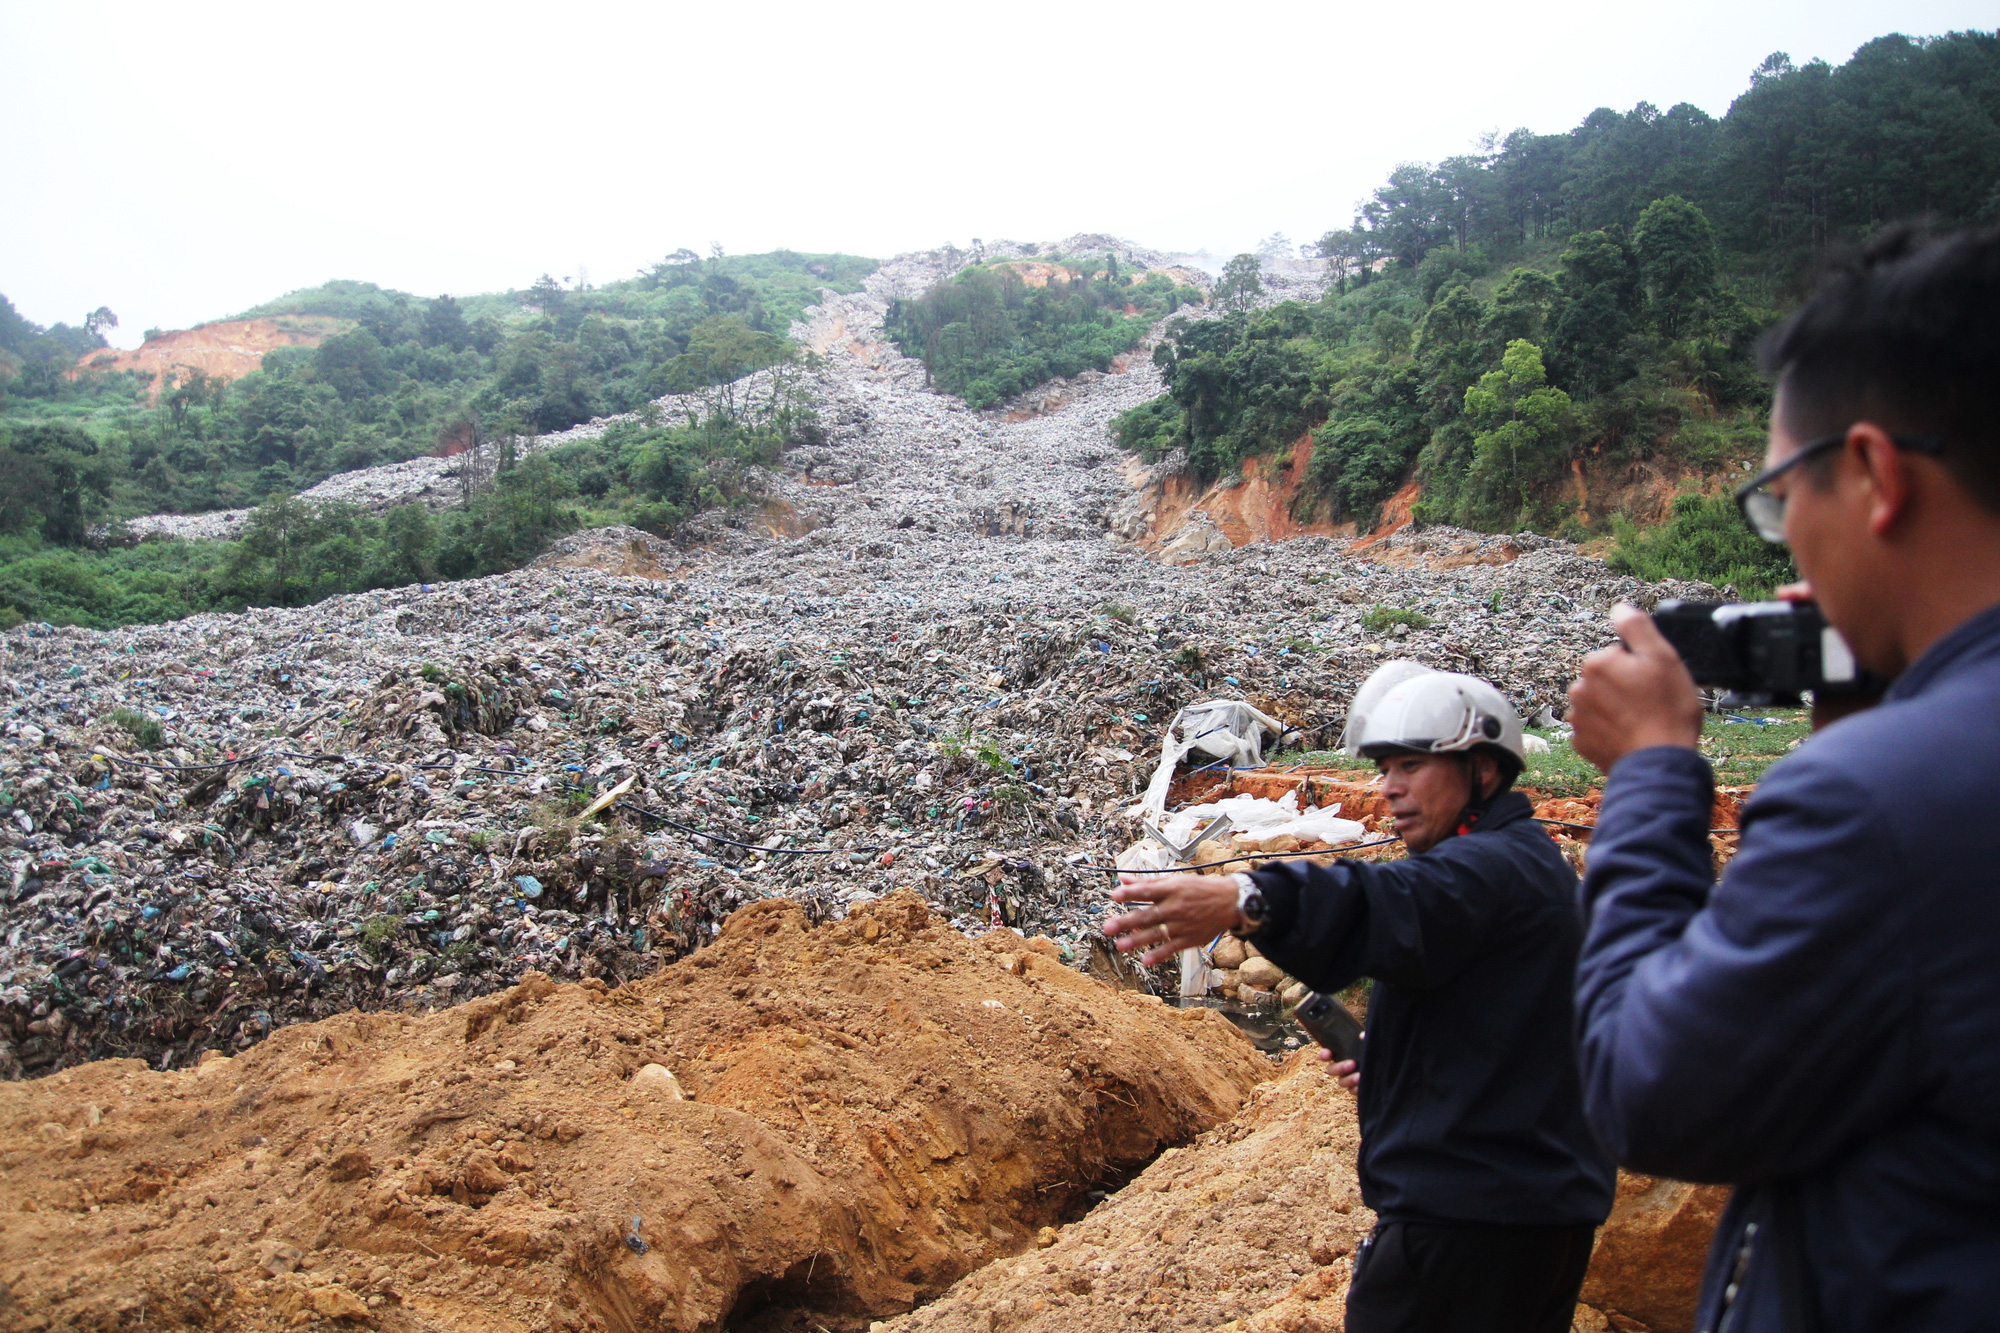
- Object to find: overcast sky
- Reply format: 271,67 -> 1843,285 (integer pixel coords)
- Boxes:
4,0 -> 1992,348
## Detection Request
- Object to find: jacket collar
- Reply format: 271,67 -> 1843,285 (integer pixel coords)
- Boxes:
1464,789 -> 1535,833
1887,598 -> 2000,702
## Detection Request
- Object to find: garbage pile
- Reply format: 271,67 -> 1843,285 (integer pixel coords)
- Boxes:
14,238 -> 1721,1079
0,506 -> 1716,1077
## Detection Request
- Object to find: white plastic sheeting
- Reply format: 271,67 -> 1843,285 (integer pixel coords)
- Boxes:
1112,791 -> 1367,873
1160,791 -> 1366,851
1137,699 -> 1288,822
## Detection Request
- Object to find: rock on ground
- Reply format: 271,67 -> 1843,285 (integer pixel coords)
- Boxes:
0,891 -> 1268,1332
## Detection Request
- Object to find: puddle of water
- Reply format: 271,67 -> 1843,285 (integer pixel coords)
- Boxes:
1168,994 -> 1308,1055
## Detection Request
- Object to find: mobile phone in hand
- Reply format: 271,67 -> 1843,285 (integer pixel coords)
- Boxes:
1294,990 -> 1363,1063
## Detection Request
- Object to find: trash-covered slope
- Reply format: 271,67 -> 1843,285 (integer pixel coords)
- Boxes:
0,518 -> 1714,1076
0,892 -> 1269,1332
4,236 -> 1721,1076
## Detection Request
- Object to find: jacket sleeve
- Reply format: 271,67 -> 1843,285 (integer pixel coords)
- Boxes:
1248,841 -> 1540,994
1575,745 -> 1920,1182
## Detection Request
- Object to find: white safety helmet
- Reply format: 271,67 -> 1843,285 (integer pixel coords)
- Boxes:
1341,660 -> 1527,770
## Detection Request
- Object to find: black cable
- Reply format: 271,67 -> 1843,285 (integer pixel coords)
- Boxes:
1533,816 -> 1741,835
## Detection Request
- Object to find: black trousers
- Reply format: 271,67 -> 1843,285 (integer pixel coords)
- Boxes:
1345,1219 -> 1598,1333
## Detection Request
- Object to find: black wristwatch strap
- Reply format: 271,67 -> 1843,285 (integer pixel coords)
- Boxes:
1232,872 -> 1268,936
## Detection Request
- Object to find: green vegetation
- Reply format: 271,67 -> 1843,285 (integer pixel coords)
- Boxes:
0,295 -> 136,417
1100,601 -> 1138,624
0,250 -> 853,629
886,254 -> 1201,409
1608,491 -> 1798,596
1287,706 -> 1809,796
1361,605 -> 1432,634
110,706 -> 163,750
0,248 -> 870,522
360,915 -> 403,961
1118,32 -> 2000,577
0,395 -> 804,629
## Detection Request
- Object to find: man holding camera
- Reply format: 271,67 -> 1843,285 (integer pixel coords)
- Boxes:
1106,664 -> 1613,1333
1568,224 -> 2000,1331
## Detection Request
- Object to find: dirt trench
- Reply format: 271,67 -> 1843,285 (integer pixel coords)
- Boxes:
880,1056 -> 1725,1333
0,891 -> 1269,1332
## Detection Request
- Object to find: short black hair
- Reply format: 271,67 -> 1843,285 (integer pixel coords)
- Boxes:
1760,222 -> 2000,512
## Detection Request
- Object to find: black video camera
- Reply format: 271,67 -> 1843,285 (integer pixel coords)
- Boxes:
1292,990 -> 1364,1063
1652,600 -> 1888,706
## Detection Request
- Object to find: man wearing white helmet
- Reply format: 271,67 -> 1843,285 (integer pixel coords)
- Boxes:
1106,662 -> 1614,1333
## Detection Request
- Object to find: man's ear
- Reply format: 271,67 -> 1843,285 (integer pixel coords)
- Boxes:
1849,422 -> 1915,539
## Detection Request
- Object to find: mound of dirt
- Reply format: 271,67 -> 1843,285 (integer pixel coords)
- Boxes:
879,1055 -> 1716,1333
880,1056 -> 1372,1333
0,891 -> 1269,1332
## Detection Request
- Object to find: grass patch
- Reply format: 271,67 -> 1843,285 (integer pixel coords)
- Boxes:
110,706 -> 164,749
1274,706 -> 1808,799
1697,708 -> 1811,785
1361,605 -> 1432,634
360,914 -> 402,960
1100,601 -> 1137,624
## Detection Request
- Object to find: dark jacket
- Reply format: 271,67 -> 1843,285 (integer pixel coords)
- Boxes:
1576,601 -> 2000,1332
1249,790 -> 1616,1227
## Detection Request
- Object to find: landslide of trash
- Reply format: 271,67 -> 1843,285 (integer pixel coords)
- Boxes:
0,521 -> 1715,1079
0,890 -> 1270,1332
3,237 -> 1722,1080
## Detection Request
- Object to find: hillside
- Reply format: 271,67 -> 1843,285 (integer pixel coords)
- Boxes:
1111,31 -> 2000,594
0,249 -> 877,534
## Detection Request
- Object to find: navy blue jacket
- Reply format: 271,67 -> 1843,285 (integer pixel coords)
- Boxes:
1249,791 -> 1616,1227
1577,602 -> 2000,1332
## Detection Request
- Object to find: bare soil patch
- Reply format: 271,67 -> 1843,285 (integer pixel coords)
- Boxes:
72,318 -> 346,400
0,892 -> 1267,1332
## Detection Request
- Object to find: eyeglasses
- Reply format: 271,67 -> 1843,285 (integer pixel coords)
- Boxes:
1734,431 -> 1945,543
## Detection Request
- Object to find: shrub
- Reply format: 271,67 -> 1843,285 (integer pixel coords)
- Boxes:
360,915 -> 402,960
1362,605 -> 1432,634
110,706 -> 163,749
1608,491 -> 1796,597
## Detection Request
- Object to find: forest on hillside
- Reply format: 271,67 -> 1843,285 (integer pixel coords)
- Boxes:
1117,31 -> 1999,594
0,251 -> 869,627
0,249 -> 871,521
885,257 -> 1203,408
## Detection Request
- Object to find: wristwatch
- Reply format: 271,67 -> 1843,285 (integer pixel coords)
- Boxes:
1231,872 -> 1268,937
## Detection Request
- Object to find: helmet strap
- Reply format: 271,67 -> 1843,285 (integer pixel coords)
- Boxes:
1454,753 -> 1494,837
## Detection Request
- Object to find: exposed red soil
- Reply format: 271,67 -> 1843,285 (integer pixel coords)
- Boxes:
71,318 -> 347,402
881,1056 -> 1373,1333
986,263 -> 1081,289
1144,435 -> 1354,551
0,893 -> 1269,1332
1140,437 -> 1422,557
880,1057 -> 1719,1333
